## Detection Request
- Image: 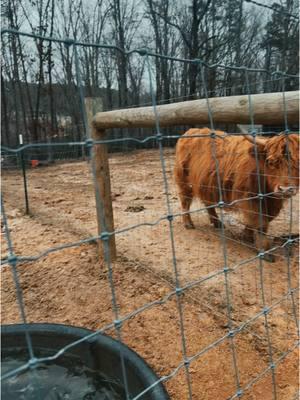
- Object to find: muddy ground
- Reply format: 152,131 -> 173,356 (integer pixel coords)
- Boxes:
1,148 -> 299,399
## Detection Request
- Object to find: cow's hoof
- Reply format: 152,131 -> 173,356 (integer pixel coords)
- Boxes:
241,231 -> 254,243
185,222 -> 195,229
242,236 -> 254,244
284,246 -> 294,258
262,253 -> 275,263
214,220 -> 225,230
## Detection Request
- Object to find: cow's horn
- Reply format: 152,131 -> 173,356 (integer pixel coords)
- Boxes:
244,135 -> 266,146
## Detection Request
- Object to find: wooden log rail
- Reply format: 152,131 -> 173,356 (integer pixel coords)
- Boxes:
87,91 -> 299,260
93,91 -> 299,129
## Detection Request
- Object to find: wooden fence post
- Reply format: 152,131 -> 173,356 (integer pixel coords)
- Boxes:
84,97 -> 116,260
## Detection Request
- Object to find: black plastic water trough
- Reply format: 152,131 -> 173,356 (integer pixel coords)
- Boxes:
1,323 -> 170,400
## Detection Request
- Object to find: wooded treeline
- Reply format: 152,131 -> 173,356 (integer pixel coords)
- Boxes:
1,0 -> 299,148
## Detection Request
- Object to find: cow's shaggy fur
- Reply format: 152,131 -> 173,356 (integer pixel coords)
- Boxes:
174,128 -> 299,261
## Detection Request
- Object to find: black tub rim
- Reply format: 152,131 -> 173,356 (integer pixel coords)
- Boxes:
1,322 -> 170,400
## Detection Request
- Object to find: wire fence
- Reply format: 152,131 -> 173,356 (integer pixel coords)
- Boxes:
1,22 -> 299,400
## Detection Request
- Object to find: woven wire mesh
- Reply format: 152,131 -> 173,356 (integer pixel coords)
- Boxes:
1,24 -> 299,400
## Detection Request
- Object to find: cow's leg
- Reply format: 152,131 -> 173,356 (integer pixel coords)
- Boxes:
179,190 -> 195,229
243,212 -> 275,262
242,226 -> 254,243
254,226 -> 275,263
175,159 -> 195,229
206,207 -> 224,229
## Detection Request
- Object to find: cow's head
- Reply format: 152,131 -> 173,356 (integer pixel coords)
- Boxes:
246,133 -> 299,198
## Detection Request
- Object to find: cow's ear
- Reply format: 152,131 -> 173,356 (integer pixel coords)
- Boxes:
266,155 -> 280,167
266,134 -> 289,166
281,136 -> 291,160
282,146 -> 291,161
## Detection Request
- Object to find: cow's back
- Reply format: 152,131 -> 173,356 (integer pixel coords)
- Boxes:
175,128 -> 254,205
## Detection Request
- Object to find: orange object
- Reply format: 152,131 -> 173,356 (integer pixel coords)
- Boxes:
31,159 -> 39,168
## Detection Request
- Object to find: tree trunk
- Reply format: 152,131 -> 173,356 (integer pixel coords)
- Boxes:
1,74 -> 10,146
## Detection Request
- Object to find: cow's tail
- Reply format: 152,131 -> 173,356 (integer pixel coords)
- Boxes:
174,139 -> 191,189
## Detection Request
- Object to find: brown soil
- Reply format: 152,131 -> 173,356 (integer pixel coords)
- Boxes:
1,149 -> 299,400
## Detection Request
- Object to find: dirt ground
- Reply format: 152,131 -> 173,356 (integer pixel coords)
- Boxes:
1,148 -> 299,400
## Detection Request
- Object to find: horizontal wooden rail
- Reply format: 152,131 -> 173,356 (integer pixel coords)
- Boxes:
93,91 -> 299,130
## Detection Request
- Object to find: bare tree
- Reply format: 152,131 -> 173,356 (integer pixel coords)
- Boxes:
1,0 -> 298,149
109,0 -> 128,107
263,0 -> 299,90
80,0 -> 111,96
